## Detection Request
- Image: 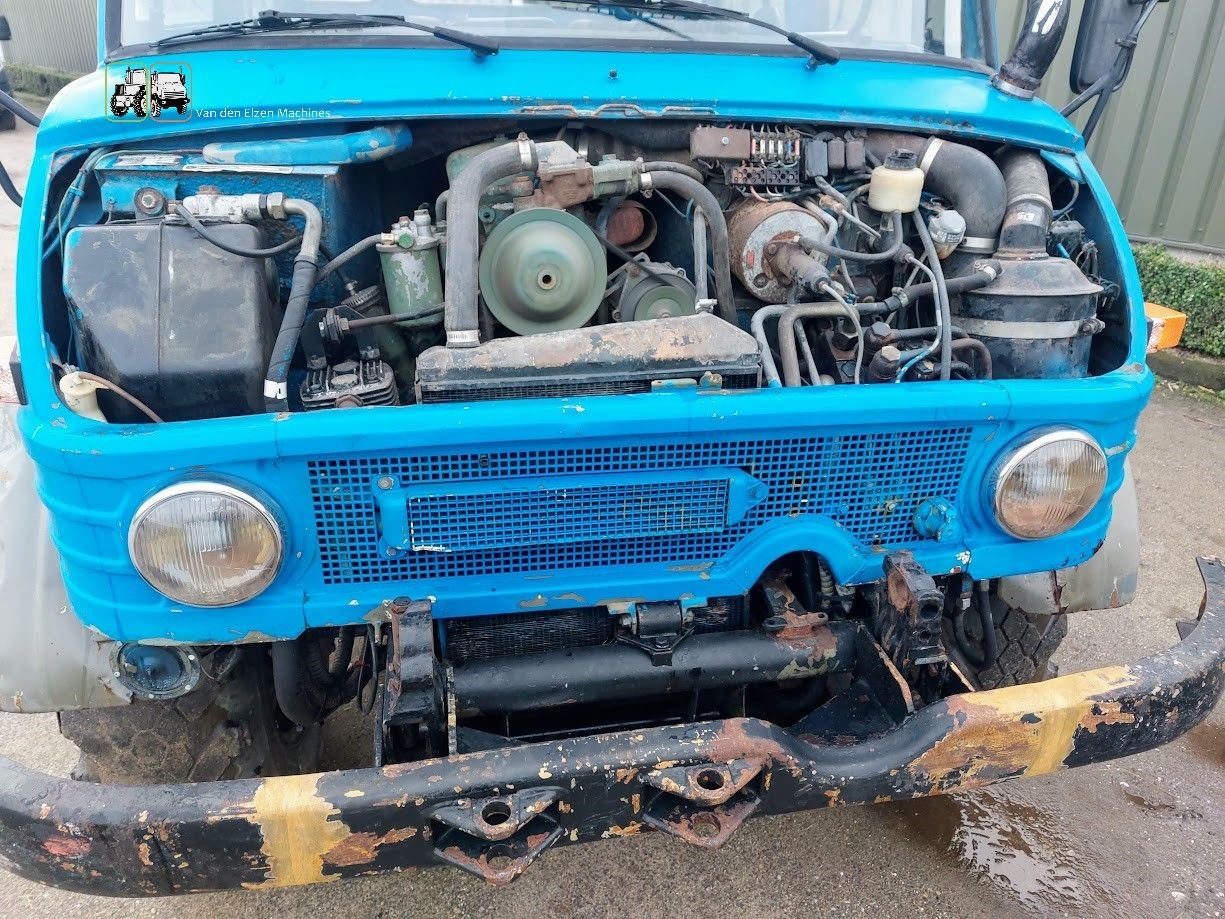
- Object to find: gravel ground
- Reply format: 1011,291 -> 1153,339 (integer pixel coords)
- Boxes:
0,117 -> 1221,918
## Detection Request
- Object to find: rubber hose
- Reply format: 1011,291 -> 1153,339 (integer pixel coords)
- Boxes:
996,0 -> 1072,99
640,160 -> 705,182
879,260 -> 1002,313
444,139 -> 539,347
644,170 -> 738,325
951,337 -> 993,379
315,233 -> 383,285
270,641 -> 325,727
264,197 -> 323,411
798,211 -> 904,263
911,212 -> 953,381
997,150 -> 1053,253
865,133 -> 1007,254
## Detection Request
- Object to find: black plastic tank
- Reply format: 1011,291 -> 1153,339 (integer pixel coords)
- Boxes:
62,221 -> 278,421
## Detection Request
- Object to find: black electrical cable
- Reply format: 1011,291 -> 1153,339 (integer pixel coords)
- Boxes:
171,203 -> 302,258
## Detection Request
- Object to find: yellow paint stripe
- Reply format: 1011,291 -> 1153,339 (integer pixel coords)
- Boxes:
242,774 -> 351,889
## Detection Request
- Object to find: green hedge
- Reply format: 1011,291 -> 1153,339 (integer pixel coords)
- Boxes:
1134,244 -> 1225,358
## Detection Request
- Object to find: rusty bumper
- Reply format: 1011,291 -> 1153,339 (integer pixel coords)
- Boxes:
3,557 -> 1224,896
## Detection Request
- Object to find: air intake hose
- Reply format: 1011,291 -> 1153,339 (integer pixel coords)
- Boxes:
997,150 -> 1053,253
865,133 -> 1006,256
994,0 -> 1073,100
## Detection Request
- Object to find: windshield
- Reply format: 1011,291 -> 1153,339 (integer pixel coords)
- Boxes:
115,0 -> 991,61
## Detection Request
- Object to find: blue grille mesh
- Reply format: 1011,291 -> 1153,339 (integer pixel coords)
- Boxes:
406,478 -> 731,553
308,427 -> 974,585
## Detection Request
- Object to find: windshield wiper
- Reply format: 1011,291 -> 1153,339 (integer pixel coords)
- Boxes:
545,0 -> 839,66
150,9 -> 500,56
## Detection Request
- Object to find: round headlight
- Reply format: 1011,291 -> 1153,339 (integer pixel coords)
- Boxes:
128,482 -> 283,607
992,430 -> 1108,540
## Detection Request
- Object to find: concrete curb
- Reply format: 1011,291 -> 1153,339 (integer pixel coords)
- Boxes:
1147,348 -> 1225,393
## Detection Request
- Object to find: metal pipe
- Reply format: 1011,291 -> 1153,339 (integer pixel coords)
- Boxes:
912,212 -> 953,381
799,211 -> 904,263
451,622 -> 859,715
751,304 -> 790,386
777,302 -> 862,387
644,170 -> 738,325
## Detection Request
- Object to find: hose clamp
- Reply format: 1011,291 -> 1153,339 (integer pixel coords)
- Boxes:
919,139 -> 943,174
263,380 -> 287,400
447,330 -> 481,348
517,135 -> 536,171
960,236 -> 999,253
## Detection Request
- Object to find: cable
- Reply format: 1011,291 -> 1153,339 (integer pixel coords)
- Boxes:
911,211 -> 952,380
0,88 -> 42,127
314,232 -> 383,285
895,257 -> 942,382
171,203 -> 301,258
66,370 -> 164,422
0,162 -> 22,207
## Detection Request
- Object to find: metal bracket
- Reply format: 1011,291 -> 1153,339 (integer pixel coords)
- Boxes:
871,552 -> 948,694
641,757 -> 767,848
377,598 -> 441,762
431,787 -> 563,885
616,600 -> 693,665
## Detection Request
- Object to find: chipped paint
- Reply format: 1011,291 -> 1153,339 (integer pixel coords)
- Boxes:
242,774 -> 350,889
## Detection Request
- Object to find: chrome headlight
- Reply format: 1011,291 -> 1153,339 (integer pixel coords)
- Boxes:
128,482 -> 283,607
992,430 -> 1108,540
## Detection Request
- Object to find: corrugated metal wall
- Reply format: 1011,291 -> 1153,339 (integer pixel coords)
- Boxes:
997,0 -> 1225,251
0,0 -> 96,77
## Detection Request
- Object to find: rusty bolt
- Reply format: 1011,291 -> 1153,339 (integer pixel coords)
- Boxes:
690,812 -> 721,838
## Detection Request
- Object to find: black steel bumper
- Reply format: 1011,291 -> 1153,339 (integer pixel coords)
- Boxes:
3,557 -> 1223,896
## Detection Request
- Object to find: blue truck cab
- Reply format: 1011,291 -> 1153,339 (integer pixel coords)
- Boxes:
0,0 -> 1220,895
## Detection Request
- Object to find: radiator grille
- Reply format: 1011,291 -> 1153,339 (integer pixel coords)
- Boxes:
308,427 -> 974,586
421,374 -> 758,403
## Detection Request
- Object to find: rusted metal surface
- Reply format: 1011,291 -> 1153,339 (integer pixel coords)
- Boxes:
1,557 -> 1221,897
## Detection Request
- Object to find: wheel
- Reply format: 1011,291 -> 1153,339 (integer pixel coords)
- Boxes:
150,97 -> 161,118
110,99 -> 125,117
60,648 -> 321,784
134,99 -> 146,118
946,585 -> 1067,689
175,102 -> 186,114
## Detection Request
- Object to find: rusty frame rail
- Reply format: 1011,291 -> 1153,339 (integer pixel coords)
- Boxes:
2,558 -> 1222,896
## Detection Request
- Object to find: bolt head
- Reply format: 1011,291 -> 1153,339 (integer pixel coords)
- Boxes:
377,476 -> 395,490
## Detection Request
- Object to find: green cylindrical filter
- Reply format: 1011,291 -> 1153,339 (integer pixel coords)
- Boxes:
477,208 -> 607,335
378,209 -> 444,322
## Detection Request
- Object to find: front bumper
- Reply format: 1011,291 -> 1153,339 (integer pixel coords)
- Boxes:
3,557 -> 1222,896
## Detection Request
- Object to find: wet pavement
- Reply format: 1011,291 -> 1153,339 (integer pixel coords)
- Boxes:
0,117 -> 1222,917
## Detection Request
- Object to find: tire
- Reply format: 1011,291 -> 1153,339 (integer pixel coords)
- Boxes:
949,587 -> 1067,689
134,99 -> 146,118
60,649 -> 321,785
110,100 -> 125,117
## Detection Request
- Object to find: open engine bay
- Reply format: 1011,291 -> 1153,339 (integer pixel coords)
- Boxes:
46,119 -> 1126,424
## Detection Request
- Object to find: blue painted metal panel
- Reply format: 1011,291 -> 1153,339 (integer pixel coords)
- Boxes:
16,45 -> 1152,644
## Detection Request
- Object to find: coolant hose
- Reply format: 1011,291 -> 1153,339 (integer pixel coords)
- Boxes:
865,133 -> 1007,256
777,302 -> 862,387
639,160 -> 705,183
264,197 -> 323,411
879,260 -> 1002,314
643,170 -> 738,325
444,138 -> 540,347
997,150 -> 1054,253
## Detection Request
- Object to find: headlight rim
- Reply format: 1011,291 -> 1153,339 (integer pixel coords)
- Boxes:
128,479 -> 285,608
991,428 -> 1108,541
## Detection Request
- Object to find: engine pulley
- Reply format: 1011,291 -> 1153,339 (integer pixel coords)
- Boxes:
478,208 -> 607,335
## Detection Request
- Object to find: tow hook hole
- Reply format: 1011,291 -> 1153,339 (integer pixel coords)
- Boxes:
481,801 -> 513,826
485,846 -> 514,871
696,769 -> 726,791
691,812 -> 721,838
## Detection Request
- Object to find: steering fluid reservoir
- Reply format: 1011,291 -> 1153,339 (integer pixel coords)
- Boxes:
868,149 -> 925,214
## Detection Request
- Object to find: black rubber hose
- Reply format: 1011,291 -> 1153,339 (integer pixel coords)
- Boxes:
977,580 -> 1000,667
0,88 -> 42,127
997,150 -> 1053,253
879,260 -> 1002,314
171,203 -> 302,258
0,163 -> 23,207
951,337 -> 993,379
263,198 -> 323,411
444,138 -> 539,347
640,160 -> 705,182
314,233 -> 382,285
270,641 -> 324,727
644,169 -> 737,325
799,211 -> 904,263
995,0 -> 1072,100
865,133 -> 1007,255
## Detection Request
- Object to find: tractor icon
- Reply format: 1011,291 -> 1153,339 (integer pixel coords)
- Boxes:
149,67 -> 190,118
109,67 -> 146,118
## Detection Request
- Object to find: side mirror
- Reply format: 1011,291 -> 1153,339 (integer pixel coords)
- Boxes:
1070,0 -> 1169,93
0,16 -> 12,42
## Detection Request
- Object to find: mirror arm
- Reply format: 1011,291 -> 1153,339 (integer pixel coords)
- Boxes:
1062,0 -> 1162,141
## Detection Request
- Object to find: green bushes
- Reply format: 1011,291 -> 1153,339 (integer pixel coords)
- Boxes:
1134,244 -> 1225,358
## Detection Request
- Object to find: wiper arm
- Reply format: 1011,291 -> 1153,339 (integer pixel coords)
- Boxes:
580,0 -> 839,66
151,9 -> 499,57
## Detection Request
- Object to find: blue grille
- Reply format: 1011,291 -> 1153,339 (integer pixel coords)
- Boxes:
308,427 -> 974,586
